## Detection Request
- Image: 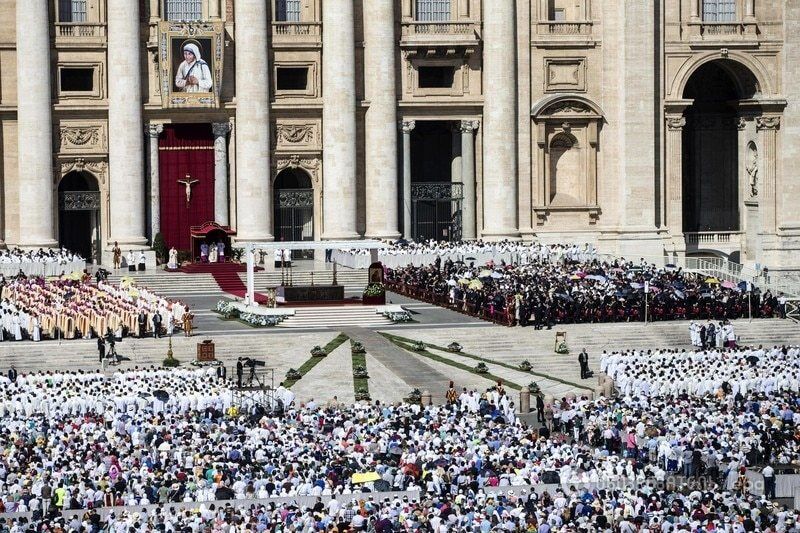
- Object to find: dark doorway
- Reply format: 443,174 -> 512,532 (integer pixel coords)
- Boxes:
274,168 -> 314,259
682,60 -> 757,232
58,171 -> 100,262
410,121 -> 462,241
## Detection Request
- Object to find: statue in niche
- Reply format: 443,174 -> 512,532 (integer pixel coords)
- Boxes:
746,142 -> 758,197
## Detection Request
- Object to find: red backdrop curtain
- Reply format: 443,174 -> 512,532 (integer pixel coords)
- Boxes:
159,124 -> 215,251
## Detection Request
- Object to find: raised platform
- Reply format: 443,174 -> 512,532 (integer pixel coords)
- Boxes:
178,262 -> 264,274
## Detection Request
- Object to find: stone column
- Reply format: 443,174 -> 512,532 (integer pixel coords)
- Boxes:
482,0 -> 520,239
460,121 -> 478,240
235,0 -> 273,242
322,0 -> 359,240
690,0 -> 700,21
401,120 -> 416,239
745,0 -> 755,20
108,0 -> 147,247
16,0 -> 57,247
364,0 -> 400,239
212,122 -> 231,226
757,116 -> 780,235
145,124 -> 163,242
209,0 -> 222,19
665,115 -> 686,248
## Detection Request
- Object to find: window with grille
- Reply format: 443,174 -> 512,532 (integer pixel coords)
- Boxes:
165,0 -> 202,21
415,0 -> 451,22
703,0 -> 736,22
276,0 -> 302,22
59,0 -> 87,22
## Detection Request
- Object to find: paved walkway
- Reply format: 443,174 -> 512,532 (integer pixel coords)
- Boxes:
341,328 -> 452,397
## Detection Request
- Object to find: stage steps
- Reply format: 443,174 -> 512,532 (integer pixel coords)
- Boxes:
277,306 -> 393,329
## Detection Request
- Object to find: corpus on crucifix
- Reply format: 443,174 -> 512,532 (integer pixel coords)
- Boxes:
177,174 -> 199,206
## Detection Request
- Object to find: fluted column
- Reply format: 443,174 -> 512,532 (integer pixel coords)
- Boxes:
145,123 -> 163,241
16,0 -> 56,247
401,120 -> 415,239
212,122 -> 231,226
482,0 -> 519,239
757,116 -> 780,235
460,121 -> 479,240
364,0 -> 400,239
108,0 -> 147,246
235,0 -> 273,241
322,0 -> 359,240
665,115 -> 686,249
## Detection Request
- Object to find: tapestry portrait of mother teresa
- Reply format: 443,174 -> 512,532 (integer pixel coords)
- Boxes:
173,38 -> 213,94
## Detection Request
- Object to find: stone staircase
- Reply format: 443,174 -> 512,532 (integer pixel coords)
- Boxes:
278,306 -> 394,329
106,269 -> 369,299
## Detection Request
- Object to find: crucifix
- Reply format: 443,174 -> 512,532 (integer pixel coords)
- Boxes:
177,174 -> 199,207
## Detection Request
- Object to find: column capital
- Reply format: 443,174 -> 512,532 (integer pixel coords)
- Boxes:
212,122 -> 232,137
400,120 -> 416,134
757,116 -> 781,131
145,123 -> 164,137
460,120 -> 480,133
665,116 -> 686,131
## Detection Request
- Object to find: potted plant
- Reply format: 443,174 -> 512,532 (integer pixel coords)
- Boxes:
555,341 -> 570,355
405,388 -> 422,404
311,345 -> 327,357
362,283 -> 386,305
475,362 -> 489,374
351,341 -> 366,354
528,382 -> 542,396
353,365 -> 369,379
447,342 -> 463,353
519,360 -> 533,372
285,368 -> 302,381
411,340 -> 426,352
355,387 -> 371,401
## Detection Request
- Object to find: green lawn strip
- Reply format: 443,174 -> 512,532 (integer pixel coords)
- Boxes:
382,332 -> 592,392
285,333 -> 349,388
351,346 -> 370,397
380,333 -> 522,390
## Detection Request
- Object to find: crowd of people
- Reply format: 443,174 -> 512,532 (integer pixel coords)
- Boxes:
0,248 -> 85,278
0,275 -> 189,341
0,341 -> 797,530
386,255 -> 784,327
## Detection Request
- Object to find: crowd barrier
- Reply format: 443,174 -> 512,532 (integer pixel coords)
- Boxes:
0,260 -> 86,278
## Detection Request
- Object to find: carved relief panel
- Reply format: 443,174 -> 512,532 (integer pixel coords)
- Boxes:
58,121 -> 108,155
272,120 -> 321,152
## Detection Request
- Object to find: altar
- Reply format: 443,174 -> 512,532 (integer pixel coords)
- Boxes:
276,284 -> 345,303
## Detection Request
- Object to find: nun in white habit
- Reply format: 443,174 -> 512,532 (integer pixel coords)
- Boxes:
175,42 -> 213,93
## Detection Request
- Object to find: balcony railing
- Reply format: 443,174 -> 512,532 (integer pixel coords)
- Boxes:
544,21 -> 592,35
684,231 -> 742,246
400,21 -> 480,43
272,22 -> 321,37
689,21 -> 758,40
54,23 -> 106,38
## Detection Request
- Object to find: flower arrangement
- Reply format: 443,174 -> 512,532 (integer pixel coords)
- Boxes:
475,362 -> 489,374
411,341 -> 426,352
239,312 -> 282,327
311,345 -> 327,357
215,300 -> 240,320
384,310 -> 412,323
355,387 -> 371,401
555,341 -> 570,355
363,283 -> 385,297
519,360 -> 533,372
351,341 -> 366,354
405,388 -> 422,404
447,342 -> 463,353
528,382 -> 542,396
285,368 -> 302,381
353,365 -> 369,379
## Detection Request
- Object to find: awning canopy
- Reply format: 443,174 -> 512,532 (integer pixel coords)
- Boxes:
190,221 -> 235,238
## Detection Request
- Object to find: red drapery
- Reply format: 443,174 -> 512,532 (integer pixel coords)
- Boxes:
158,124 -> 215,251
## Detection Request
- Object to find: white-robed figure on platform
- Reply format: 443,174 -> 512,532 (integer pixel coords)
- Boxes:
209,244 -> 218,263
175,43 -> 213,93
168,247 -> 178,270
31,316 -> 41,342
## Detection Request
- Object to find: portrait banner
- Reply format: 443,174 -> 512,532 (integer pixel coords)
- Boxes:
159,22 -> 224,109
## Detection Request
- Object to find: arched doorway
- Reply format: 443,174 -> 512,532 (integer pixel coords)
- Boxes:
274,168 -> 314,259
682,60 -> 758,234
58,171 -> 101,263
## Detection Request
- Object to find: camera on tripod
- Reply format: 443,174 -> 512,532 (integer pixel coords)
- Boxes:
242,357 -> 266,368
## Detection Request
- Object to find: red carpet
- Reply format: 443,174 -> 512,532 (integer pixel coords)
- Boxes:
178,263 -> 269,303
